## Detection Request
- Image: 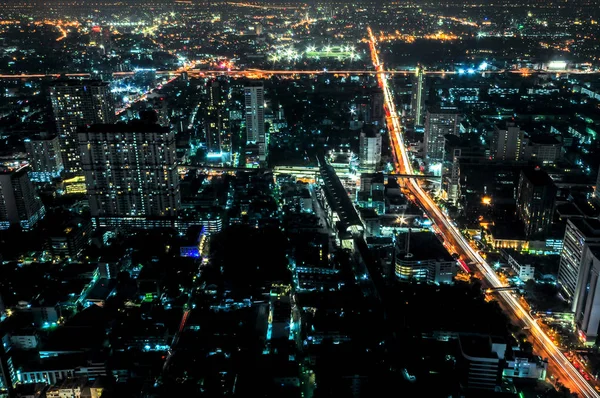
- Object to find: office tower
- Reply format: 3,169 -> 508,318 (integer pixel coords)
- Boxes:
49,80 -> 116,173
244,83 -> 266,162
370,88 -> 384,125
557,219 -> 600,301
0,166 -> 46,230
423,108 -> 460,161
78,113 -> 180,222
447,149 -> 461,206
573,246 -> 600,345
491,122 -> 524,161
410,67 -> 425,126
359,128 -> 382,168
24,134 -> 64,182
206,80 -> 230,160
516,167 -> 556,238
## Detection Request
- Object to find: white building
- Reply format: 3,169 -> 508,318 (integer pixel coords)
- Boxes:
359,129 -> 382,169
557,219 -> 600,302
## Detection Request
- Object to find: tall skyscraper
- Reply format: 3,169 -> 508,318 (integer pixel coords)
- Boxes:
410,67 -> 425,127
206,80 -> 230,160
447,149 -> 461,206
491,122 -> 524,161
78,114 -> 180,223
0,166 -> 46,230
516,167 -> 556,238
369,88 -> 384,125
49,79 -> 116,173
557,219 -> 600,301
359,128 -> 382,169
24,134 -> 64,182
573,245 -> 600,345
244,83 -> 266,162
424,108 -> 460,161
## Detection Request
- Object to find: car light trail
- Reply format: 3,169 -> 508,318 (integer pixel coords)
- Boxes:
367,25 -> 599,398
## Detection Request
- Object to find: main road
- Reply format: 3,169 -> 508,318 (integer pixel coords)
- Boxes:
366,26 -> 599,398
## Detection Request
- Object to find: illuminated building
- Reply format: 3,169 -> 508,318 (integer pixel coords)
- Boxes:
457,335 -> 505,391
423,108 -> 460,161
0,333 -> 16,394
359,128 -> 382,169
557,219 -> 600,301
516,167 -> 556,238
77,114 -> 180,225
394,231 -> 456,284
447,149 -> 461,206
370,88 -> 385,125
0,166 -> 46,230
205,80 -> 231,161
410,67 -> 425,127
573,246 -> 600,345
49,80 -> 116,173
491,122 -> 524,161
24,134 -> 64,182
244,83 -> 267,163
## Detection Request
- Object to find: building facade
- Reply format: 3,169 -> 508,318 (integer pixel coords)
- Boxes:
24,135 -> 64,182
359,129 -> 382,168
49,80 -> 116,173
410,67 -> 425,127
244,83 -> 266,162
77,118 -> 180,221
557,219 -> 600,302
573,246 -> 600,345
491,122 -> 524,161
424,109 -> 460,161
516,167 -> 556,238
0,166 -> 46,230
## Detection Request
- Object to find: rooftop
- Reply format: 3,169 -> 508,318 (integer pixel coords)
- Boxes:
521,167 -> 554,187
397,231 -> 453,262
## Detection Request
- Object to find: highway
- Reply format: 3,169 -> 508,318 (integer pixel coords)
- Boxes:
0,68 -> 597,79
366,26 -> 600,398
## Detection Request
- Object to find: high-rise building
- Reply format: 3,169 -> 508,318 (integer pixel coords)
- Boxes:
557,219 -> 600,301
244,83 -> 266,162
77,114 -> 180,222
359,128 -> 382,169
0,166 -> 46,230
0,333 -> 16,395
410,67 -> 425,127
24,134 -> 64,182
369,88 -> 384,125
516,167 -> 556,238
423,108 -> 460,161
491,122 -> 524,161
49,80 -> 116,173
447,149 -> 461,206
573,246 -> 600,345
206,80 -> 231,161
